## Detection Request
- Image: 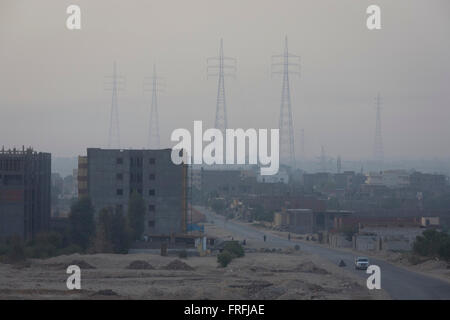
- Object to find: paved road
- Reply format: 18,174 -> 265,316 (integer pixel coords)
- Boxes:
197,206 -> 450,300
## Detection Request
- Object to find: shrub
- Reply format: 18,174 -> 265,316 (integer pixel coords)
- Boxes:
6,236 -> 26,263
217,251 -> 233,267
57,244 -> 83,256
413,229 -> 450,261
223,241 -> 244,258
178,249 -> 188,259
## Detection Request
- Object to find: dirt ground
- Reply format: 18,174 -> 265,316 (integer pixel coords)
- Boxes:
0,221 -> 390,300
0,250 -> 390,300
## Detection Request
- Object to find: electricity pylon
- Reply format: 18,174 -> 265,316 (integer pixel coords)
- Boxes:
373,93 -> 384,168
272,36 -> 300,169
144,64 -> 165,149
105,61 -> 125,148
207,38 -> 236,134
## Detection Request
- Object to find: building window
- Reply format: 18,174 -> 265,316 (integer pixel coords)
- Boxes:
149,173 -> 155,180
116,173 -> 123,180
116,189 -> 123,196
149,158 -> 155,165
138,189 -> 142,195
149,205 -> 155,212
148,220 -> 155,227
116,158 -> 123,165
149,189 -> 155,196
116,204 -> 123,213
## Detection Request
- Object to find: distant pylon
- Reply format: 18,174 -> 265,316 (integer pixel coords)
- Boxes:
301,128 -> 305,160
337,155 -> 342,174
320,145 -> 327,172
272,36 -> 300,168
105,61 -> 125,148
207,39 -> 236,134
373,93 -> 384,166
144,64 -> 164,149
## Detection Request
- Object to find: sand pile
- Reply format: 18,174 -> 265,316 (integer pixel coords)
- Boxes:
162,259 -> 194,271
126,260 -> 154,270
68,260 -> 96,269
295,262 -> 329,275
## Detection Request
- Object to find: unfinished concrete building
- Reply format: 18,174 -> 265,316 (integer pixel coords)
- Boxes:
0,148 -> 51,240
78,148 -> 187,236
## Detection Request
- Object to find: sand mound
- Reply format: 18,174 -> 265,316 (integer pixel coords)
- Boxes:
162,259 -> 194,271
295,262 -> 329,275
69,260 -> 96,269
126,260 -> 154,270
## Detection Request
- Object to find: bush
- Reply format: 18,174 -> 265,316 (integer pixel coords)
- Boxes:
57,244 -> 83,256
223,241 -> 245,258
217,251 -> 233,267
413,229 -> 450,261
6,236 -> 26,263
178,249 -> 188,259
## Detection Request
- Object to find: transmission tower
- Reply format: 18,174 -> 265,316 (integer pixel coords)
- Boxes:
301,128 -> 305,160
373,93 -> 384,167
320,145 -> 327,172
207,38 -> 236,134
105,61 -> 125,148
337,155 -> 342,174
272,36 -> 300,168
144,64 -> 165,149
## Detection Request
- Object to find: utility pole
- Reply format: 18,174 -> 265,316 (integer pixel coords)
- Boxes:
272,36 -> 300,169
105,61 -> 125,148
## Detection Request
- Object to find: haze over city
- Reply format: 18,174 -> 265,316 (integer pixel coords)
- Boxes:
1,0 -> 449,162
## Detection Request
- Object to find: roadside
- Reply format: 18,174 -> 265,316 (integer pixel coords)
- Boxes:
229,217 -> 450,286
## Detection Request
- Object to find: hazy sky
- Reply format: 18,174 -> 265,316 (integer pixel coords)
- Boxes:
0,0 -> 449,160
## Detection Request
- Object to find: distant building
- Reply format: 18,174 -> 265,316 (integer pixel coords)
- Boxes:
410,172 -> 447,193
303,172 -> 332,193
366,170 -> 410,189
274,209 -> 315,234
0,148 -> 51,240
78,148 -> 188,236
257,169 -> 289,184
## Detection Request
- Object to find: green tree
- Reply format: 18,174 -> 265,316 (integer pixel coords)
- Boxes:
223,241 -> 245,258
127,192 -> 146,241
111,209 -> 131,253
69,197 -> 95,250
94,208 -> 114,253
413,229 -> 450,259
217,251 -> 233,267
95,208 -> 131,254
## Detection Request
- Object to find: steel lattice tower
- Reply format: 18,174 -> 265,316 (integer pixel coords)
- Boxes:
373,93 -> 384,166
105,61 -> 125,148
272,36 -> 300,168
207,39 -> 236,134
301,128 -> 305,160
144,65 -> 164,149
